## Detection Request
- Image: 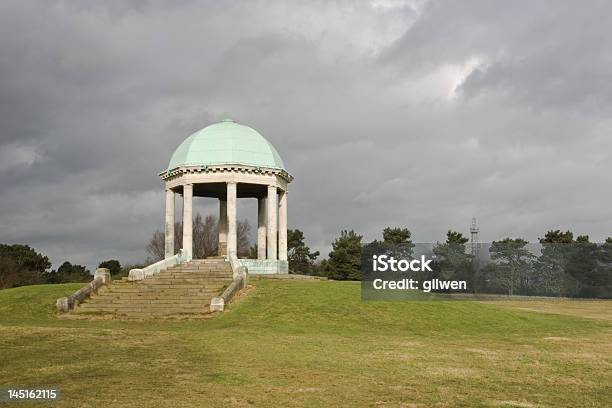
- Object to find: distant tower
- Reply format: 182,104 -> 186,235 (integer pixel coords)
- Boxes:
469,217 -> 479,258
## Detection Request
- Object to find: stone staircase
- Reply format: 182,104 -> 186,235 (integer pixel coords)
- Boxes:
76,259 -> 233,318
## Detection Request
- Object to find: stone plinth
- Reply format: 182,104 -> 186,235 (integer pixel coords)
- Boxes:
237,259 -> 288,275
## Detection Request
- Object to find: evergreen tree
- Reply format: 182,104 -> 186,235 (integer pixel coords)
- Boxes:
0,244 -> 51,274
564,235 -> 602,297
433,230 -> 476,292
382,227 -> 415,258
287,229 -> 319,274
0,244 -> 51,288
535,230 -> 574,295
47,261 -> 91,283
536,231 -> 610,297
98,259 -> 121,277
489,238 -> 534,295
382,227 -> 412,244
326,230 -> 363,280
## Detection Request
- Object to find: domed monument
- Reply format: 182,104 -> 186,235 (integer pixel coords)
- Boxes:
160,119 -> 293,274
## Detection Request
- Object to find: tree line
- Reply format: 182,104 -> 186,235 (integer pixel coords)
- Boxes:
0,244 -> 132,289
2,216 -> 610,299
296,227 -> 611,298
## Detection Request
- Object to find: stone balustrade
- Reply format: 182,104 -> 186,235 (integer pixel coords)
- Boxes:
56,268 -> 111,313
128,249 -> 190,281
210,252 -> 248,312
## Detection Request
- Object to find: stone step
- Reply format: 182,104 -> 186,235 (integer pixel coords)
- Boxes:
167,269 -> 231,273
102,286 -> 222,293
152,277 -> 231,282
180,262 -> 229,266
101,290 -> 224,297
149,272 -> 232,283
134,279 -> 228,284
108,284 -> 228,290
80,305 -> 211,311
163,270 -> 231,275
80,305 -> 212,311
141,281 -> 230,287
122,283 -> 223,292
78,310 -> 209,317
118,283 -> 225,288
169,266 -> 231,269
141,280 -> 229,285
113,276 -> 231,282
89,295 -> 213,301
157,277 -> 231,281
74,258 -> 234,318
91,292 -> 218,302
131,286 -> 226,292
81,299 -> 212,306
79,301 -> 212,307
78,304 -> 210,312
78,310 -> 210,317
94,293 -> 219,300
161,272 -> 232,276
98,287 -> 225,295
104,285 -> 225,290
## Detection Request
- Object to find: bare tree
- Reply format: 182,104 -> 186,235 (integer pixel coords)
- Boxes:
146,230 -> 165,262
146,220 -> 183,263
146,214 -> 221,262
174,221 -> 182,254
193,214 -> 218,259
237,219 -> 251,257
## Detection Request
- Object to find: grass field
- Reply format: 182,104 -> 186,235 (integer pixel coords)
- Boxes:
0,280 -> 610,407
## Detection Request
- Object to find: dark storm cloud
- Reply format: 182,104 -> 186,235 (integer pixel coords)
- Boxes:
0,0 -> 610,270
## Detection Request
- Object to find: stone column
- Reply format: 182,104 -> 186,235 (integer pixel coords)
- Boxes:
182,184 -> 193,258
266,185 -> 278,260
278,190 -> 288,261
165,188 -> 175,259
257,197 -> 267,259
227,182 -> 237,257
218,198 -> 227,256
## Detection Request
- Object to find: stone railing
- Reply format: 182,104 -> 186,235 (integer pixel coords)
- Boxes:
128,249 -> 190,281
210,252 -> 248,312
56,268 -> 111,313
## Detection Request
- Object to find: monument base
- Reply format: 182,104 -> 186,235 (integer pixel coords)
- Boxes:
237,259 -> 288,275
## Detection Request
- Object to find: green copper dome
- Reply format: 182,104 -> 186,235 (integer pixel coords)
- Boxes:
167,119 -> 285,171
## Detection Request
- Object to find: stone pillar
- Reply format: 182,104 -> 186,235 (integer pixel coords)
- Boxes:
165,188 -> 175,259
218,198 -> 227,256
94,268 -> 111,285
266,185 -> 278,260
278,190 -> 288,261
257,197 -> 267,259
227,182 -> 237,257
182,184 -> 193,258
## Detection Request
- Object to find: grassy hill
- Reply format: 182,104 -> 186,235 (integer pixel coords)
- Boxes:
0,280 -> 610,407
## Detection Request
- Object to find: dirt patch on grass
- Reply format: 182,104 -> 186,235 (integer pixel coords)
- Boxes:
488,299 -> 612,321
427,366 -> 481,378
494,400 -> 537,407
542,336 -> 571,341
464,347 -> 499,356
228,284 -> 256,305
293,387 -> 322,393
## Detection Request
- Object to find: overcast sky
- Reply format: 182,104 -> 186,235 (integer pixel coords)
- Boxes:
1,0 -> 611,270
